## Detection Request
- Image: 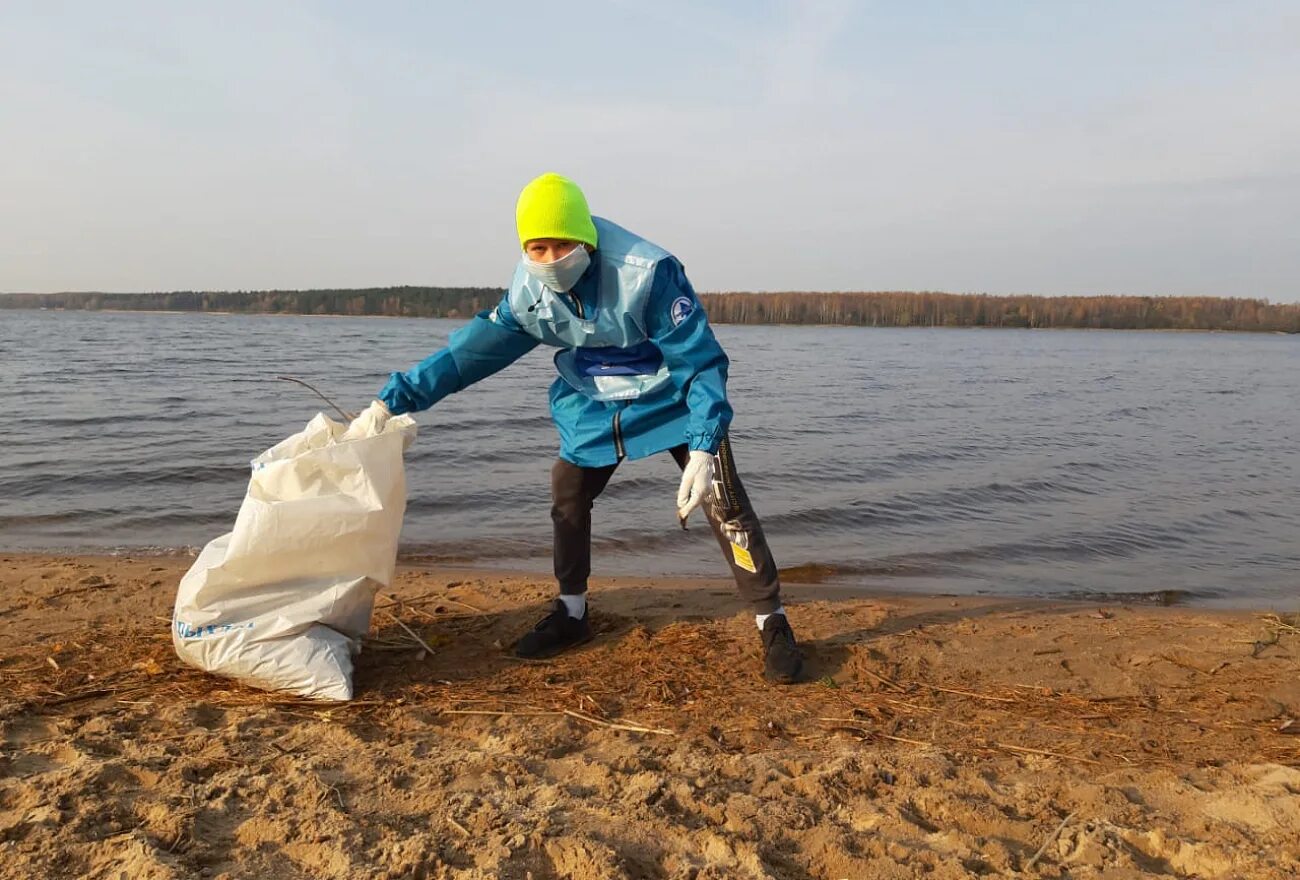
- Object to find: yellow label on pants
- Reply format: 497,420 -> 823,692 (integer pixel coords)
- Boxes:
731,542 -> 757,573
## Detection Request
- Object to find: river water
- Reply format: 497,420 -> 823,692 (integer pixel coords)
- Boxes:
1,310 -> 1297,607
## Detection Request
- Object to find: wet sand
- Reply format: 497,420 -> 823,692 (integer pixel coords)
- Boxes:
1,553 -> 1298,879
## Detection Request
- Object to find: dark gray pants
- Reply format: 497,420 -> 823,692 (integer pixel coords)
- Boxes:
551,437 -> 782,613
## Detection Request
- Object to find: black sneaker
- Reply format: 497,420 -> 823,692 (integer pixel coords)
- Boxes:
513,599 -> 593,659
761,613 -> 803,684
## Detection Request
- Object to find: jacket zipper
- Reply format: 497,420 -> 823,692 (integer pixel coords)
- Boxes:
568,277 -> 606,450
612,407 -> 626,460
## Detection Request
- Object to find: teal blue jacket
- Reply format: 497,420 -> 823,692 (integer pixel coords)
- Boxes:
380,225 -> 732,467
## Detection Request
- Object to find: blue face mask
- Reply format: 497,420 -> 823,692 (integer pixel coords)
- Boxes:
522,244 -> 591,293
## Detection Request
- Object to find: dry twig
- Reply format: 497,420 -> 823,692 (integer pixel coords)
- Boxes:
442,597 -> 485,614
989,741 -> 1101,766
857,667 -> 903,691
275,376 -> 355,421
924,683 -> 1018,703
1262,613 -> 1299,635
441,706 -> 673,736
562,708 -> 674,736
377,608 -> 437,657
1024,811 -> 1077,871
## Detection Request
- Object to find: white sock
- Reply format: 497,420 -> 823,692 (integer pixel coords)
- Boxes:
559,593 -> 587,619
756,607 -> 786,631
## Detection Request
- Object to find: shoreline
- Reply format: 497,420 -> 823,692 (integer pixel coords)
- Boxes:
0,549 -> 1291,614
3,552 -> 1299,877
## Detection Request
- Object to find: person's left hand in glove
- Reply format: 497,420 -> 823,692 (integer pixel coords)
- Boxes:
677,450 -> 715,524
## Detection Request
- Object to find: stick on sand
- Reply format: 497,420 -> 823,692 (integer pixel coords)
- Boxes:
1024,811 -> 1076,871
378,608 -> 437,657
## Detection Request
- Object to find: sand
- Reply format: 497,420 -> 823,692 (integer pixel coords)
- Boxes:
1,553 -> 1298,879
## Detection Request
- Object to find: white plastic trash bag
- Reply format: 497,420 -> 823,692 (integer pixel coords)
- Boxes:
172,400 -> 417,701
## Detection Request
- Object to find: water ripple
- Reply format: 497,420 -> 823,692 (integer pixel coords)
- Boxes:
3,311 -> 1298,607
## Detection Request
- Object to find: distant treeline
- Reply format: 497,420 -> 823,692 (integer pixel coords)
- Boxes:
0,287 -> 500,318
2,287 -> 1298,332
704,291 -> 1300,332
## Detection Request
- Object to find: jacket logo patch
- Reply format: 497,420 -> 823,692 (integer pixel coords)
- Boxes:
670,296 -> 694,327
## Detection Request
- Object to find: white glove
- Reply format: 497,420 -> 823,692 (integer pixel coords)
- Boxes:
341,399 -> 391,440
676,450 -> 715,523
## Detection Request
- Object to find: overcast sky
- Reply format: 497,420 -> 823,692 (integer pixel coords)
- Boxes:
2,1 -> 1297,300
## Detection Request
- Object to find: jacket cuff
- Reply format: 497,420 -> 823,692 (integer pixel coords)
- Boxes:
688,430 -> 723,454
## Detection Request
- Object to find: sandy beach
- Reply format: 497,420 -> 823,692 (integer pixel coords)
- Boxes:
1,553 -> 1298,879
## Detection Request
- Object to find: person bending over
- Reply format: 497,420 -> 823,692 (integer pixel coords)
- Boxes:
379,173 -> 802,683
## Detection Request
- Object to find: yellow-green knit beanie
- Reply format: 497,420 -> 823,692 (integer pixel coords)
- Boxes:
515,173 -> 599,250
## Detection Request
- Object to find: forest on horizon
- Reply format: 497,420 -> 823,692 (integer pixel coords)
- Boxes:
2,287 -> 1298,333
